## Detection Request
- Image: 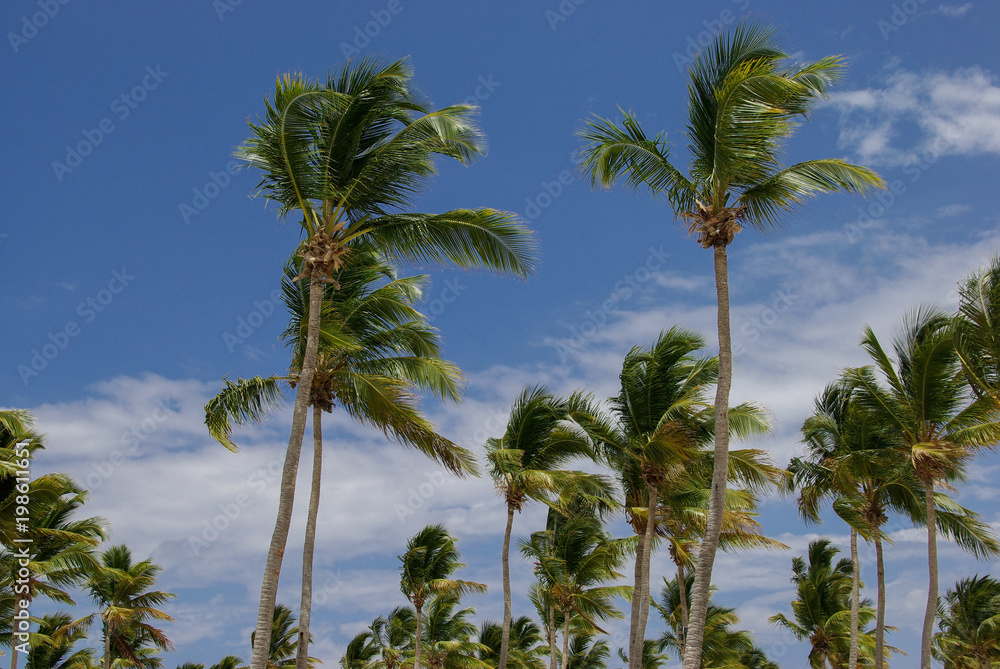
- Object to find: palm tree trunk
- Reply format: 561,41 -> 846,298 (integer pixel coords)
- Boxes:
250,268 -> 324,669
920,477 -> 938,669
561,607 -> 570,669
104,621 -> 112,669
415,603 -> 423,669
677,561 -> 689,663
849,527 -> 860,669
631,484 -> 658,669
683,243 -> 733,669
628,530 -> 645,669
548,605 -> 556,669
875,532 -> 885,669
295,404 -> 324,669
499,504 -> 515,669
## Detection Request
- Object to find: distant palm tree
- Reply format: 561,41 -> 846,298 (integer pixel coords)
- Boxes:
520,515 -> 629,669
486,386 -> 612,669
399,525 -> 487,669
769,539 -> 877,668
955,255 -> 1000,405
237,55 -> 536,669
419,596 -> 489,669
848,308 -> 1000,667
933,574 -> 1000,669
477,618 -> 546,669
85,545 -> 174,669
367,607 -> 417,669
208,657 -> 243,669
577,21 -> 884,668
25,613 -> 95,669
249,604 -> 307,669
569,635 -> 611,669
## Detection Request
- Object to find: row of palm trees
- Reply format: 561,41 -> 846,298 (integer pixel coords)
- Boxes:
226,16 -> 891,669
0,410 -> 175,669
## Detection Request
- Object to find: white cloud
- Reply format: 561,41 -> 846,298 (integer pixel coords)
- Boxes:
936,3 -> 973,17
828,66 -> 1000,165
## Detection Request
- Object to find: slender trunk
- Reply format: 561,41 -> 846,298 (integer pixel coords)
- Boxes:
295,405 -> 324,669
677,561 -> 689,663
849,527 -> 860,669
628,531 -> 645,669
250,269 -> 324,669
548,605 -> 556,669
499,504 -> 515,669
631,484 -> 658,669
875,533 -> 885,669
415,604 -> 423,669
920,477 -> 938,669
683,243 -> 732,669
104,620 -> 111,669
561,607 -> 570,669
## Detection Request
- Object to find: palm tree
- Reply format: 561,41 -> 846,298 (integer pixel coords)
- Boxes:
933,574 -> 1000,669
569,636 -> 611,669
367,607 -> 417,669
769,539 -> 876,669
485,387 -> 612,669
477,618 -> 546,669
593,328 -> 774,667
577,20 -> 885,667
86,545 -> 174,669
206,249 -> 467,669
419,595 -> 490,669
520,514 -> 629,669
399,525 -> 487,669
237,55 -> 536,669
249,604 -> 312,669
208,658 -> 243,669
955,255 -> 1000,405
848,308 -> 1000,667
25,613 -> 95,669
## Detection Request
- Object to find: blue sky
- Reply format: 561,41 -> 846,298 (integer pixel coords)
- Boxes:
3,1 -> 1000,667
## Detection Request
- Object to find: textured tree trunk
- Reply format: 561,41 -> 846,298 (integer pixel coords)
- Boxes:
295,405 -> 324,669
683,243 -> 732,669
920,477 -> 938,669
104,623 -> 112,669
548,605 -> 557,669
499,504 -> 515,669
250,268 -> 324,669
677,561 -> 689,663
849,527 -> 860,669
875,533 -> 885,669
561,607 -> 570,669
631,484 -> 658,669
628,530 -> 645,669
415,603 -> 423,669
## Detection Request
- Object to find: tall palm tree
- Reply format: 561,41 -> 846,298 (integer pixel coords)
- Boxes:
932,574 -> 1000,669
206,249 -> 467,669
577,21 -> 885,667
485,386 -> 612,669
848,307 -> 1000,667
85,546 -> 174,669
768,539 -> 877,669
520,515 -> 629,669
399,525 -> 487,669
237,56 -> 536,669
593,328 -> 774,667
